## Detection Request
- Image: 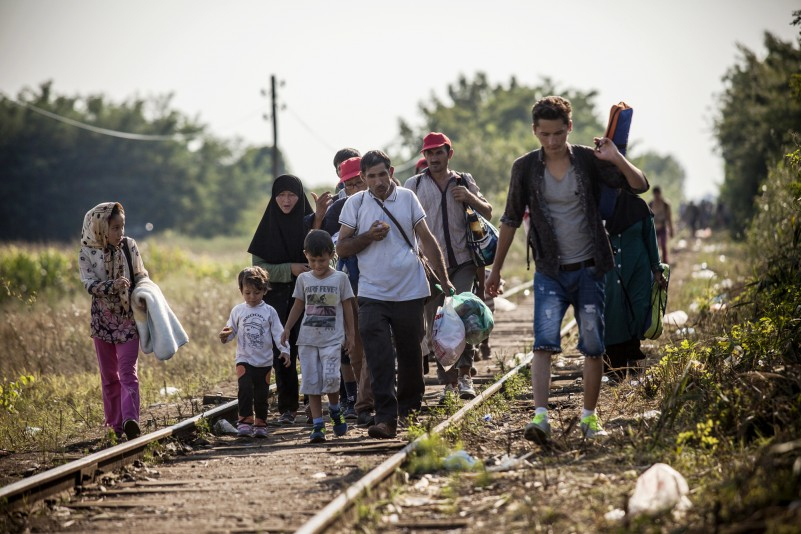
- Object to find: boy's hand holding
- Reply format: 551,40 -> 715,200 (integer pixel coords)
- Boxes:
219,326 -> 233,343
343,336 -> 355,356
277,352 -> 291,368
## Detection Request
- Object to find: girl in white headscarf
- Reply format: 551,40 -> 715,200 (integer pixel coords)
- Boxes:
78,202 -> 148,440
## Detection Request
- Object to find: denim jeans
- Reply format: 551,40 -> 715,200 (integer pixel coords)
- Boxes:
533,267 -> 606,357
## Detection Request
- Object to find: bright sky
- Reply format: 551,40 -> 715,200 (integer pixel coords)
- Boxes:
1,0 -> 798,201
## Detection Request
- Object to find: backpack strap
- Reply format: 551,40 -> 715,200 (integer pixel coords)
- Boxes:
121,237 -> 137,292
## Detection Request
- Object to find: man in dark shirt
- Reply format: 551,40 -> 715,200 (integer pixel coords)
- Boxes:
486,96 -> 648,443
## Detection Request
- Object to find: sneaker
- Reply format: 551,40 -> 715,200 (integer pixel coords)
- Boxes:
253,425 -> 268,438
439,384 -> 458,404
523,413 -> 551,444
237,422 -> 254,437
367,421 -> 397,439
123,419 -> 141,440
279,411 -> 295,425
309,424 -> 326,443
356,411 -> 375,427
458,375 -> 477,400
330,409 -> 348,437
343,404 -> 358,420
580,414 -> 608,439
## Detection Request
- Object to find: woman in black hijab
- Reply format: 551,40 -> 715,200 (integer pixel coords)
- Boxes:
249,174 -> 314,424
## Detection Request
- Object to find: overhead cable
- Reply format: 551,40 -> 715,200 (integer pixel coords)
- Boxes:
1,93 -> 195,142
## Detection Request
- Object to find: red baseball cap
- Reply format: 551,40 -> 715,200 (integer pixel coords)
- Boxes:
415,157 -> 428,173
421,132 -> 452,153
338,157 -> 362,183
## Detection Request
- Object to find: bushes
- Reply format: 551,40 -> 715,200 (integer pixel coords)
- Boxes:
0,245 -> 82,303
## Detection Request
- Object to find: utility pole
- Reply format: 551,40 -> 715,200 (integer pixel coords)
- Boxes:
271,74 -> 279,181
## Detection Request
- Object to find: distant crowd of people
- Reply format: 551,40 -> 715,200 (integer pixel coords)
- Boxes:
80,94 -> 675,446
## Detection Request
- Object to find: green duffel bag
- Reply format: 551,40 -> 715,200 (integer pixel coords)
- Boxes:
642,263 -> 670,340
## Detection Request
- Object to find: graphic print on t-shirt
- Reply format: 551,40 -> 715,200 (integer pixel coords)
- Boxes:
302,289 -> 337,329
242,313 -> 267,350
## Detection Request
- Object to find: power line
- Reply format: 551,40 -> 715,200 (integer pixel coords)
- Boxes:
1,93 -> 195,142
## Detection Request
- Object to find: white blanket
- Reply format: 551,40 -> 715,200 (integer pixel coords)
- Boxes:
131,278 -> 189,361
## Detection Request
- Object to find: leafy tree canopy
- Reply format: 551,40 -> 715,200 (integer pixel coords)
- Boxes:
715,23 -> 801,235
0,82 -> 283,241
394,72 -> 684,207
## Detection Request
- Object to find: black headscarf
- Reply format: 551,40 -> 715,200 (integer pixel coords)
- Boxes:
247,174 -> 313,263
605,189 -> 652,235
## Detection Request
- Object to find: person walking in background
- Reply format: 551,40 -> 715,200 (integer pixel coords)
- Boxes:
219,267 -> 291,438
79,202 -> 149,440
649,186 -> 673,263
281,230 -> 355,443
486,95 -> 649,442
405,132 -> 493,402
248,174 -> 315,426
337,150 -> 454,439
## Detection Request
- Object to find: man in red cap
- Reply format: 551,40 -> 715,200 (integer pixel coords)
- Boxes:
405,132 -> 493,401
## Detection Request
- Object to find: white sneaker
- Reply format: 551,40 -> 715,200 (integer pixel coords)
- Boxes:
458,375 -> 476,400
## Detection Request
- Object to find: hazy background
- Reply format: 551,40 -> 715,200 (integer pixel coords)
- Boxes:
2,0 -> 798,200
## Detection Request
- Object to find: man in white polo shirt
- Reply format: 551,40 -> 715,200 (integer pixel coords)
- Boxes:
337,150 -> 454,439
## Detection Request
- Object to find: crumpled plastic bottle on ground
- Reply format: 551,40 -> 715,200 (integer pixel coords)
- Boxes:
628,463 -> 692,516
213,419 -> 238,435
443,450 -> 477,471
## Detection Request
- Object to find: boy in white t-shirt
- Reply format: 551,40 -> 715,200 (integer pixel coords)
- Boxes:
282,230 -> 355,443
220,267 -> 291,438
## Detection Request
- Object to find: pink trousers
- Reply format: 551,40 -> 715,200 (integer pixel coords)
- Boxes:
94,338 -> 140,433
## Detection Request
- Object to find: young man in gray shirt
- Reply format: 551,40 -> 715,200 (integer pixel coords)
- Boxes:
486,96 -> 648,442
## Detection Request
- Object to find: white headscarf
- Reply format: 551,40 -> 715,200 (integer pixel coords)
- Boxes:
80,202 -> 131,311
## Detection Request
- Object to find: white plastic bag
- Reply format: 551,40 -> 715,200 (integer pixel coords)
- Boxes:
432,296 -> 466,369
628,463 -> 692,516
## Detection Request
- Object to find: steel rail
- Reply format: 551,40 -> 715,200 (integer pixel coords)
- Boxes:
0,399 -> 238,509
295,318 -> 576,534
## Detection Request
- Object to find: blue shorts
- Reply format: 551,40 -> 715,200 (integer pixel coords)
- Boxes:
533,267 -> 606,357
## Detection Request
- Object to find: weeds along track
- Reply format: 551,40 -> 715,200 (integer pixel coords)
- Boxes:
3,290 -> 562,533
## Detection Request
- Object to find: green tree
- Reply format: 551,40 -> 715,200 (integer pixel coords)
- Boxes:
632,151 -> 686,206
395,72 -> 685,211
714,26 -> 801,235
0,82 -> 281,241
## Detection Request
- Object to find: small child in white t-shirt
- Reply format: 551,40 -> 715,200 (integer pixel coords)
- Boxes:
220,266 -> 290,438
282,230 -> 355,443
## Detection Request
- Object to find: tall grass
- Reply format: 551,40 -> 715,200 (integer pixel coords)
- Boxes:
640,142 -> 801,528
0,238 -> 250,454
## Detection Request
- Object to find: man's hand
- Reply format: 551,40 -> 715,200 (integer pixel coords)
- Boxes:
367,220 -> 390,242
277,352 -> 291,368
450,185 -> 473,203
485,269 -> 504,298
592,137 -> 622,161
311,191 -> 333,218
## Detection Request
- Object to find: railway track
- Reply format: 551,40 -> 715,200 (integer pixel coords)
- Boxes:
2,289 -> 589,533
